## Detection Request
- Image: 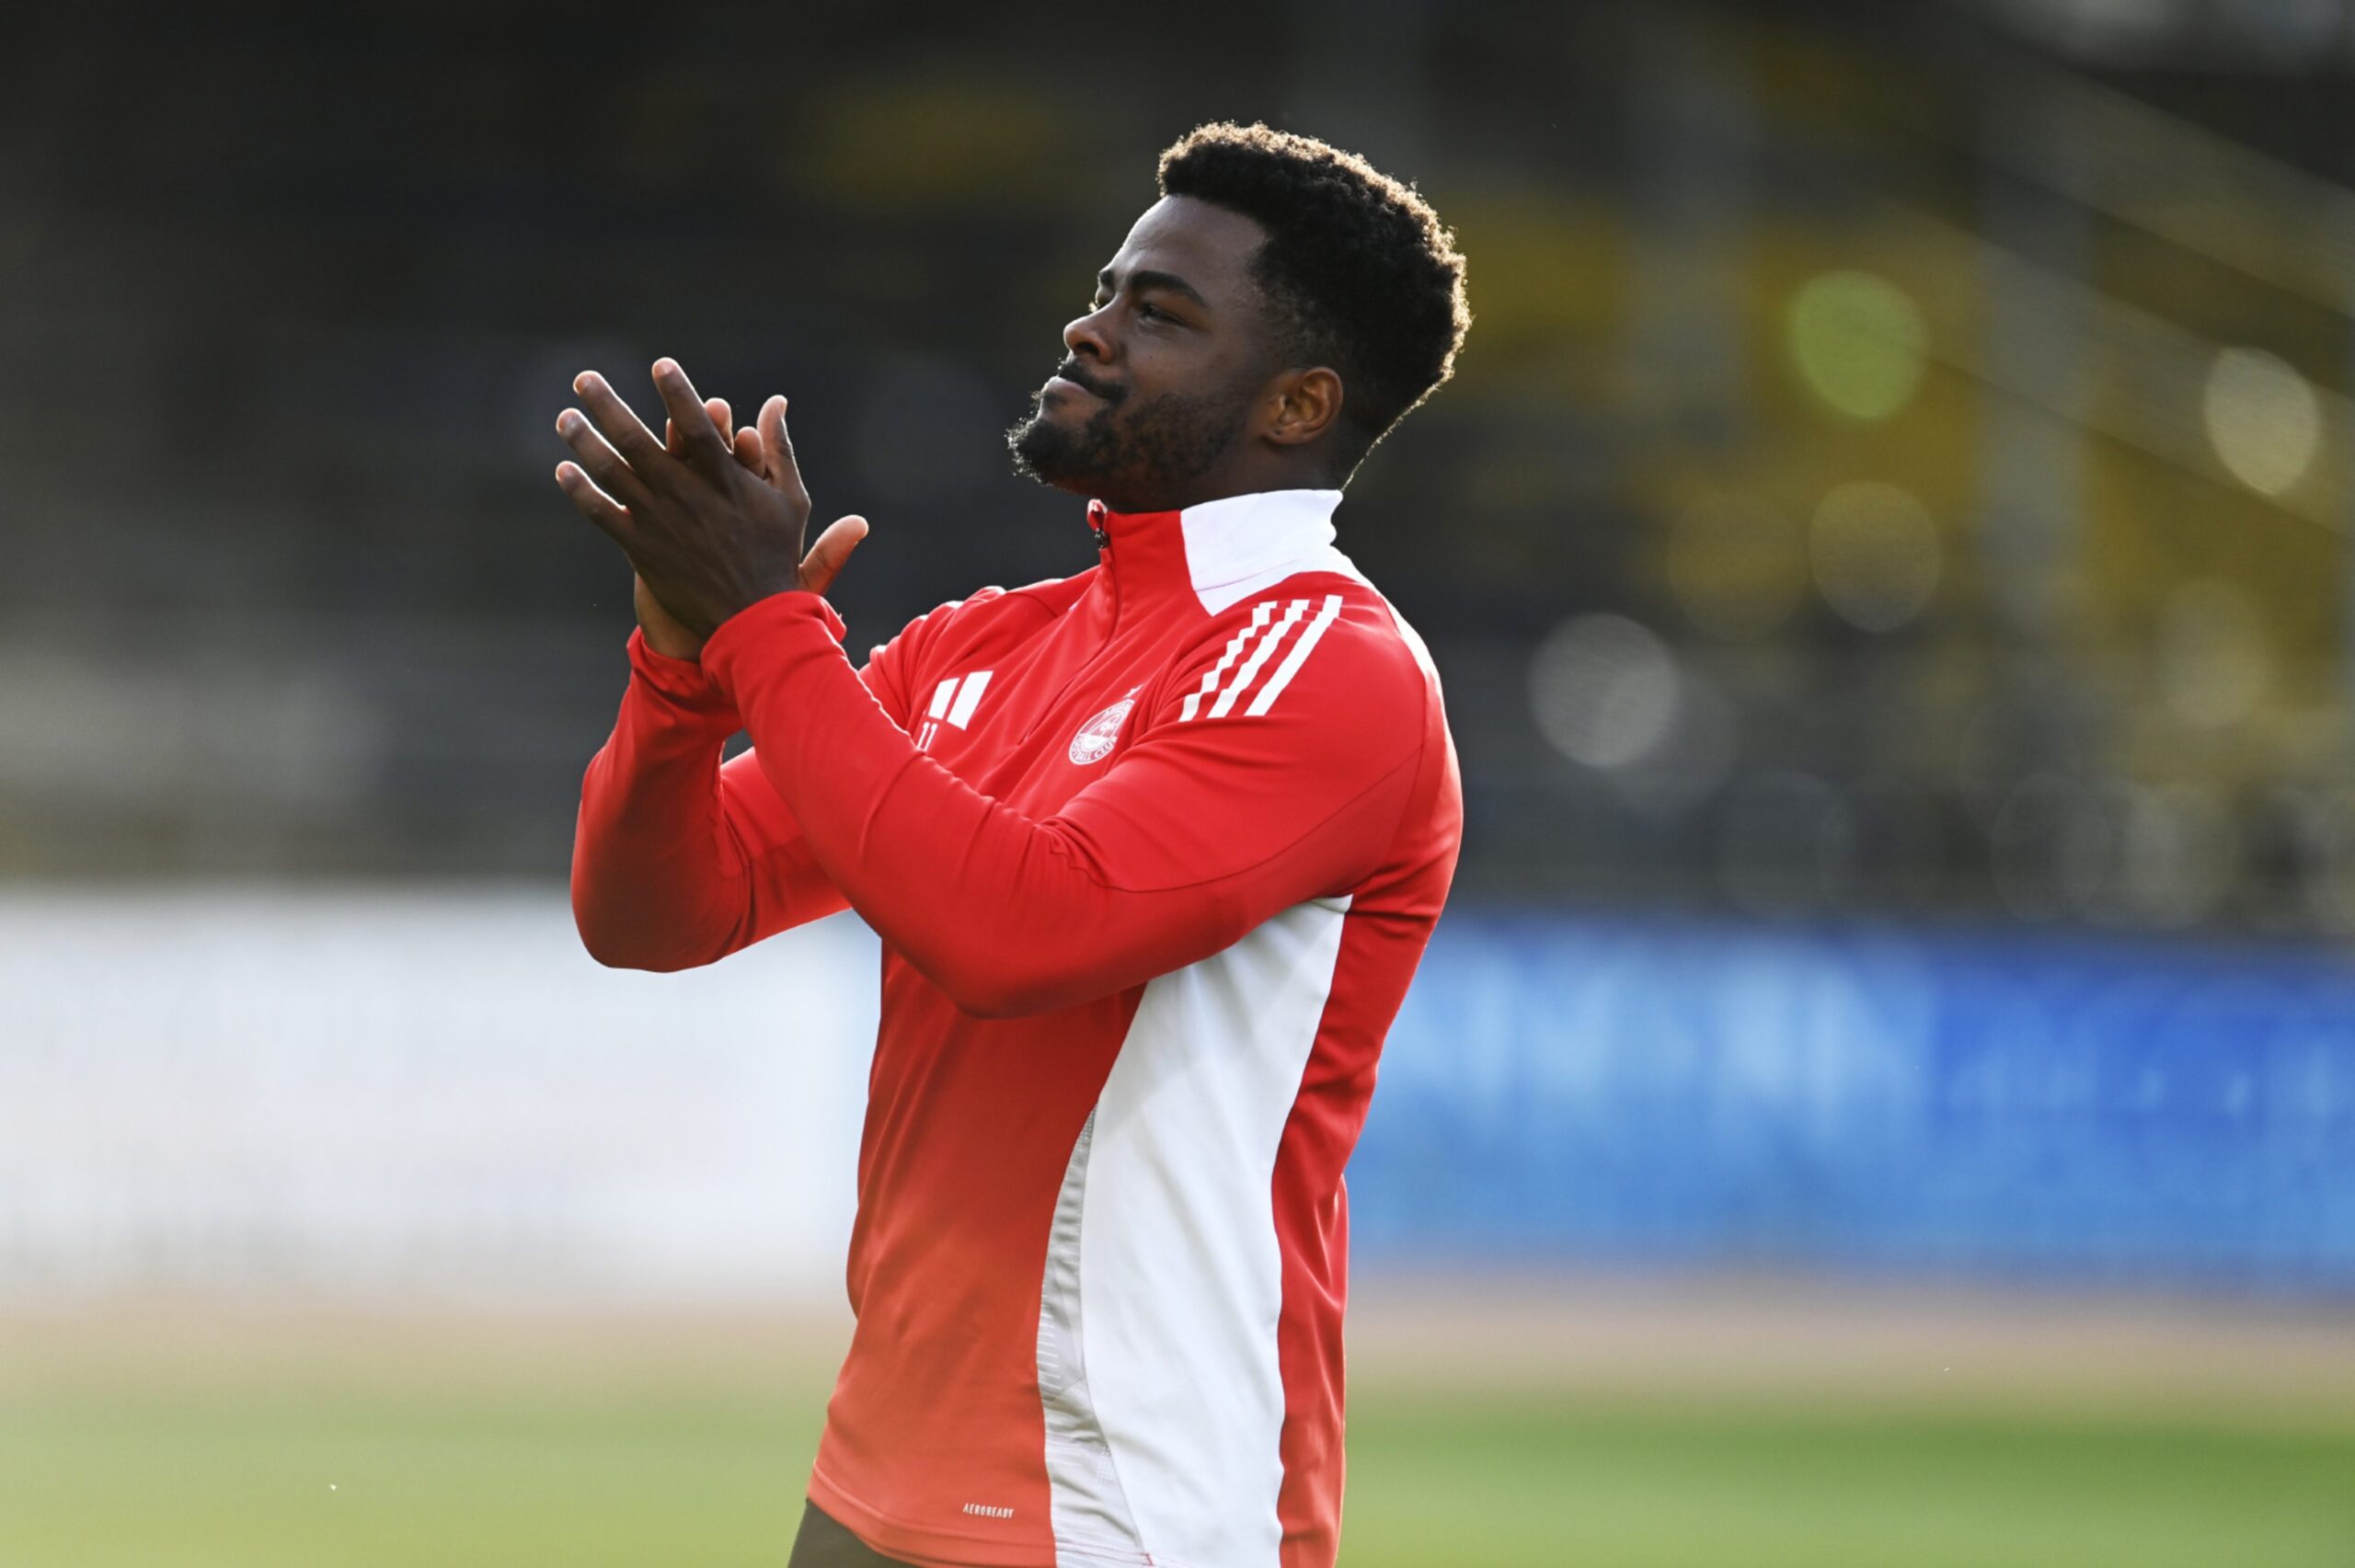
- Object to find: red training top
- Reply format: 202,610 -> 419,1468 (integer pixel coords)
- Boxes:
572,487 -> 1461,1568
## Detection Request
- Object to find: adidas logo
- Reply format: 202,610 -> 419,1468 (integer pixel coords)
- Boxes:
917,670 -> 992,751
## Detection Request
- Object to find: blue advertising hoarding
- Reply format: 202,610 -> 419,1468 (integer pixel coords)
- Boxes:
1353,914 -> 2355,1291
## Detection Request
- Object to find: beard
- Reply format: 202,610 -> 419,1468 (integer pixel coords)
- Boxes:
1005,372 -> 1255,508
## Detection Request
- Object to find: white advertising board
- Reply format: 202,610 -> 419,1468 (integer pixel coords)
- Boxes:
0,889 -> 878,1305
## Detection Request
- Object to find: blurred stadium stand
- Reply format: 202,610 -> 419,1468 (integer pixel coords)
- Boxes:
6,1 -> 2354,932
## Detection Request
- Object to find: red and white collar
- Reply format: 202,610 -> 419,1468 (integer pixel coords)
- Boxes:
1087,489 -> 1354,616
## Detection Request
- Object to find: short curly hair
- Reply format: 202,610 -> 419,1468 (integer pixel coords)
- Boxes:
1157,122 -> 1470,478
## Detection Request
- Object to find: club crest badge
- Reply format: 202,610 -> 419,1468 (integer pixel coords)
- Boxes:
1068,691 -> 1139,765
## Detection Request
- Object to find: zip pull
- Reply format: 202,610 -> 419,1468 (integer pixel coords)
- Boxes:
1088,500 -> 1109,550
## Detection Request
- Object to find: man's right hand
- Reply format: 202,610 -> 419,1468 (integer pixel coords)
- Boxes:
629,395 -> 742,660
631,394 -> 867,661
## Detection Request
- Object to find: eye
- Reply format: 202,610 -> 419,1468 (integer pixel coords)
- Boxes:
1136,302 -> 1169,323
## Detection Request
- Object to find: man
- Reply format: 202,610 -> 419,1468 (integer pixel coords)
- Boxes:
556,122 -> 1468,1568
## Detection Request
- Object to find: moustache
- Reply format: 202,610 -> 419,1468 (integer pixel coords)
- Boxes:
1051,361 -> 1127,406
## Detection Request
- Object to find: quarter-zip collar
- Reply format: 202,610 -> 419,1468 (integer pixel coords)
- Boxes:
1086,488 -> 1346,617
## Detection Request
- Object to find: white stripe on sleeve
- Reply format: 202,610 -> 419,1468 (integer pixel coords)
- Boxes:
1243,594 -> 1345,717
1208,598 -> 1309,719
1179,602 -> 1273,722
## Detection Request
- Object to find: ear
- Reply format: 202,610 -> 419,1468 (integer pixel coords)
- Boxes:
1260,366 -> 1344,450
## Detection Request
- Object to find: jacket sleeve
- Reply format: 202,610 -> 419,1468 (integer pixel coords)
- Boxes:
569,623 -> 919,971
698,589 -> 1429,1017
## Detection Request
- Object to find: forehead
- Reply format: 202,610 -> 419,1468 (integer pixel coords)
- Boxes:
1103,195 -> 1268,304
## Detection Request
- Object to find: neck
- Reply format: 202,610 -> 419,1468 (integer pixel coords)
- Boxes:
1080,455 -> 1338,515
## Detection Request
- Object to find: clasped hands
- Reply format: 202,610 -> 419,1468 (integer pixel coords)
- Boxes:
554,359 -> 868,658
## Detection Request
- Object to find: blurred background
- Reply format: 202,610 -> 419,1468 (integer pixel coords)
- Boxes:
6,0 -> 2355,1563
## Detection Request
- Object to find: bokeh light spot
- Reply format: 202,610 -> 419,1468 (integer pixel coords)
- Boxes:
1809,481 -> 1942,633
1529,614 -> 1681,769
1784,270 -> 1929,422
2202,347 -> 2320,496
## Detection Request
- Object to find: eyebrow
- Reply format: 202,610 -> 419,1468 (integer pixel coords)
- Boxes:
1097,266 -> 1210,310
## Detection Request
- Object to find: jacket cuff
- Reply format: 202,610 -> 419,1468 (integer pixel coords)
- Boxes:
700,591 -> 850,708
626,626 -> 739,725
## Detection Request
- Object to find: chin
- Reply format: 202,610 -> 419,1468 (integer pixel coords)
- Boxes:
1006,409 -> 1114,494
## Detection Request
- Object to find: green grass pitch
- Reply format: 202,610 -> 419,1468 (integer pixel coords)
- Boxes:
6,1380 -> 2349,1566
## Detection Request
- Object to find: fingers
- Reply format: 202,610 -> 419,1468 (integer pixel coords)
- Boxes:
650,359 -> 729,474
668,397 -> 741,463
731,423 -> 776,485
571,372 -> 666,468
717,399 -> 771,476
756,395 -> 808,500
799,514 -> 869,596
554,460 -> 631,539
557,408 -> 652,511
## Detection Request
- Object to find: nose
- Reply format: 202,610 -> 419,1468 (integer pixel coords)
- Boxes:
1063,303 -> 1115,366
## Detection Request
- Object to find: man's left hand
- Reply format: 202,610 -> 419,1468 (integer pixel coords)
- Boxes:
554,358 -> 867,638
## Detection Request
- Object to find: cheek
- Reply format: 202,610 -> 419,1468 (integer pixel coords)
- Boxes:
1121,339 -> 1217,406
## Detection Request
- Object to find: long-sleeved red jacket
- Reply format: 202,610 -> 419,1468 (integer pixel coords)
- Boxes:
573,486 -> 1460,1568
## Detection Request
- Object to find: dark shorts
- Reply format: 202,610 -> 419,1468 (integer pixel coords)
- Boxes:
787,1502 -> 918,1567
